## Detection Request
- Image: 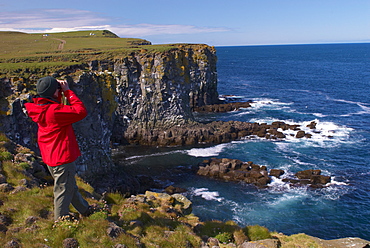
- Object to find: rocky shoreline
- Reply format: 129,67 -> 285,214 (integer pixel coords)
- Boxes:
122,118 -> 318,147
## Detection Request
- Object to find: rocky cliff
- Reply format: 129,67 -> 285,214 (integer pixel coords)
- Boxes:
0,44 -> 218,186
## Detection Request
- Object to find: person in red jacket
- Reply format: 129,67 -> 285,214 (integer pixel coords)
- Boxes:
25,76 -> 92,220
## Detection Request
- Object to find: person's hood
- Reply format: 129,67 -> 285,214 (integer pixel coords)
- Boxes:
24,97 -> 58,124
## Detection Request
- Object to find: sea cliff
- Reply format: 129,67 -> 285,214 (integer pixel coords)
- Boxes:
0,42 -> 218,186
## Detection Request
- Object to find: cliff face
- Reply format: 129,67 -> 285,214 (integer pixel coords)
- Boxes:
0,44 -> 218,180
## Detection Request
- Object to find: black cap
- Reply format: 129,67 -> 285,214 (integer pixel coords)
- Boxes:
36,76 -> 58,98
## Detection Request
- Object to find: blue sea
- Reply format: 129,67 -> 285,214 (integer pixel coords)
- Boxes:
119,43 -> 370,240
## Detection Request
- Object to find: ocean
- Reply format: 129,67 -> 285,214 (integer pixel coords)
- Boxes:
118,43 -> 370,240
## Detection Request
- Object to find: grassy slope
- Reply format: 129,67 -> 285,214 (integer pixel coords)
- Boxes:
0,30 -> 182,77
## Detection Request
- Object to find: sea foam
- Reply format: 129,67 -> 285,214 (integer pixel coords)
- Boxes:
187,143 -> 229,157
192,188 -> 224,202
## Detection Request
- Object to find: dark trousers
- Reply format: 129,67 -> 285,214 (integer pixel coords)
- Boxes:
47,162 -> 89,220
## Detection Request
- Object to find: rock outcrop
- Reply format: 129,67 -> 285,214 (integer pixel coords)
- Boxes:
197,158 -> 271,187
197,158 -> 331,188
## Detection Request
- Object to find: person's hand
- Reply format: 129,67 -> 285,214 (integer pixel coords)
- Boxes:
57,80 -> 70,92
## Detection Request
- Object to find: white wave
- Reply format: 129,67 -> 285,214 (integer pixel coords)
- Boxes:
268,177 -> 291,191
124,150 -> 186,160
268,190 -> 309,207
249,98 -> 293,110
312,113 -> 328,118
192,188 -> 224,202
327,176 -> 349,186
327,97 -> 370,116
319,184 -> 351,201
280,119 -> 353,147
219,95 -> 245,100
340,103 -> 370,116
187,143 -> 228,157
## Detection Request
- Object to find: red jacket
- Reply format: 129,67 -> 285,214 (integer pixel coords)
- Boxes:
25,90 -> 87,166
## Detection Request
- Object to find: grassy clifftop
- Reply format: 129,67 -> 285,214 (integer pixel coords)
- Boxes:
0,30 -> 194,77
0,30 -> 149,59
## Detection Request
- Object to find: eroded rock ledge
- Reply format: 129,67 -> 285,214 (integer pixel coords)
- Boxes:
122,120 -> 318,147
197,158 -> 331,188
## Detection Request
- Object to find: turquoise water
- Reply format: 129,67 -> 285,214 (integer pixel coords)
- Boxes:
120,43 -> 370,240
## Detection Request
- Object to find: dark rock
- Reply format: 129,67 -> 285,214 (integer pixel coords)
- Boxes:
62,238 -> 79,248
0,223 -> 8,233
282,178 -> 300,184
295,169 -> 321,179
197,158 -> 271,187
306,121 -> 317,129
269,169 -> 285,178
310,175 -> 331,185
107,223 -> 125,238
296,130 -> 306,138
164,185 -> 187,194
305,133 -> 313,138
39,209 -> 52,219
0,214 -> 12,226
136,175 -> 160,192
198,158 -> 332,189
282,169 -> 331,187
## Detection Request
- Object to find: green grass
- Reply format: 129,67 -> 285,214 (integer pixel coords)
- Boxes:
0,30 -> 148,60
243,224 -> 272,241
0,30 -> 201,77
0,30 -> 181,63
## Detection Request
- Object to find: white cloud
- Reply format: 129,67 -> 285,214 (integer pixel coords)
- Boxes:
0,9 -> 228,37
111,24 -> 228,37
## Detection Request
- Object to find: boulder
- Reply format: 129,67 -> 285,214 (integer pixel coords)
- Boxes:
107,223 -> 125,238
269,169 -> 285,178
197,158 -> 271,187
296,130 -> 306,138
164,185 -> 187,194
295,169 -> 321,179
172,194 -> 193,215
306,121 -> 317,129
281,169 -> 332,188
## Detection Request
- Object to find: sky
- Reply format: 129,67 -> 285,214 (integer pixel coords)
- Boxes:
0,0 -> 369,46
